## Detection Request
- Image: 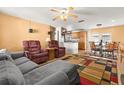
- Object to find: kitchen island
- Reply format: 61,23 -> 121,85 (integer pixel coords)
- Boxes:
64,41 -> 78,54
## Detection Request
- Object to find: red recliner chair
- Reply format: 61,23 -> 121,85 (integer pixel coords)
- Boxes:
23,40 -> 48,64
48,40 -> 65,58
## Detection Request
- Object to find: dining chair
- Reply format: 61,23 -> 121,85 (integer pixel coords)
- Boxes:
120,47 -> 124,62
89,41 -> 100,55
113,42 -> 120,53
104,42 -> 115,59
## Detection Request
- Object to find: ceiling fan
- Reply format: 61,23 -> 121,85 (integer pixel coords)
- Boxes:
50,7 -> 78,22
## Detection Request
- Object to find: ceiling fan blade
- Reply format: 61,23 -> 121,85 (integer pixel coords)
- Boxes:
52,16 -> 60,21
50,9 -> 60,13
78,20 -> 85,23
67,7 -> 74,10
68,13 -> 78,18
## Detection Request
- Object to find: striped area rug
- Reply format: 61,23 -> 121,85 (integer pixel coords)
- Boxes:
62,55 -> 118,85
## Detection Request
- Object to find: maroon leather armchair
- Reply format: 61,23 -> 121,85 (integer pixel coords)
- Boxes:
48,40 -> 65,58
23,40 -> 48,64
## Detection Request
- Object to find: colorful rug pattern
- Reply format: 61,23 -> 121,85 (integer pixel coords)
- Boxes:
62,55 -> 118,85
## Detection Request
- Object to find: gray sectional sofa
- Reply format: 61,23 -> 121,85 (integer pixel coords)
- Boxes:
0,52 -> 80,85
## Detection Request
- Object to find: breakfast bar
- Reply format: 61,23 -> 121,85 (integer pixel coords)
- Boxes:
64,41 -> 78,54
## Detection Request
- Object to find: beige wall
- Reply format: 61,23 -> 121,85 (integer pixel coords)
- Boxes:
89,25 -> 124,44
0,13 -> 50,52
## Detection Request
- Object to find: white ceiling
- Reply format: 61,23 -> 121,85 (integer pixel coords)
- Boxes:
0,7 -> 124,30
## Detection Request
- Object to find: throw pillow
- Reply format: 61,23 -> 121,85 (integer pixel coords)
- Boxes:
0,49 -> 7,53
0,49 -> 13,61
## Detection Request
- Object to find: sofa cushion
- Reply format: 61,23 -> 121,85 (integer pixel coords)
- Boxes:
24,60 -> 77,85
18,61 -> 39,74
36,60 -> 79,84
32,52 -> 48,57
35,71 -> 69,85
11,51 -> 25,59
29,50 -> 41,54
24,66 -> 54,85
40,60 -> 76,74
14,57 -> 30,65
0,60 -> 25,85
58,48 -> 65,52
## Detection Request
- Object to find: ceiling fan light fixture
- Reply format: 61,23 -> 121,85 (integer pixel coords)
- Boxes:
65,10 -> 69,14
60,15 -> 64,20
61,10 -> 66,14
60,15 -> 68,20
64,15 -> 68,19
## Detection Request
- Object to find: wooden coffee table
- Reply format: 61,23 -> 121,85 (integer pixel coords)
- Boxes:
46,48 -> 55,60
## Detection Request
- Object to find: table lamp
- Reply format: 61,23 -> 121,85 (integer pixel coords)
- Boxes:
46,37 -> 50,48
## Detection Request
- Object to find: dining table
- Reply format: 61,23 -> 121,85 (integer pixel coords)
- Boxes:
96,44 -> 106,57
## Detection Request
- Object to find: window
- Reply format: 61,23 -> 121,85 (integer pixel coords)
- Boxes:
92,34 -> 100,45
90,33 -> 111,45
102,34 -> 111,44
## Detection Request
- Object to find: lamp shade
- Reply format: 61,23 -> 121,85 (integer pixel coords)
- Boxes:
46,37 -> 50,42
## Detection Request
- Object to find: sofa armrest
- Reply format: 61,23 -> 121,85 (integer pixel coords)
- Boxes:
35,71 -> 70,85
24,51 -> 36,59
59,47 -> 65,49
0,53 -> 11,60
41,49 -> 48,52
24,51 -> 30,57
11,51 -> 25,59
